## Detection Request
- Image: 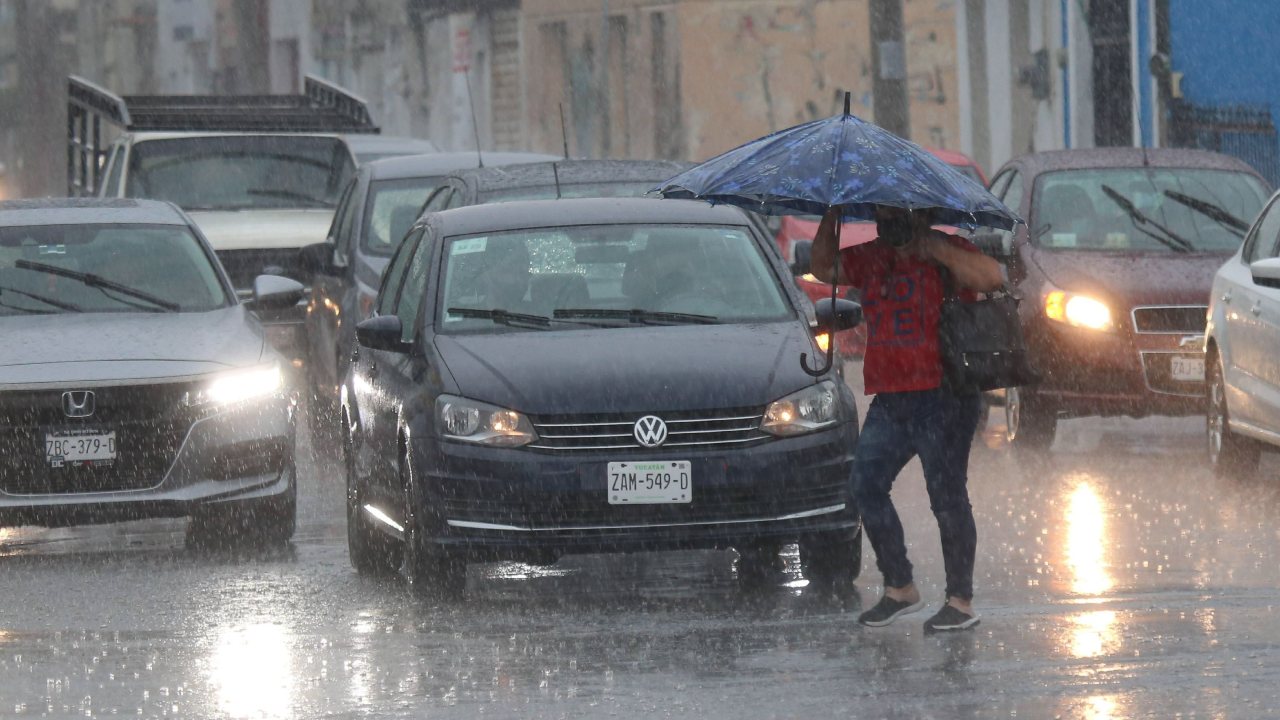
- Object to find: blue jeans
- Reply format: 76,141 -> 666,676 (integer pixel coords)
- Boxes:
852,387 -> 982,600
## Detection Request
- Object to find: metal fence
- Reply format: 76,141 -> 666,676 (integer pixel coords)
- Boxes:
1169,102 -> 1280,188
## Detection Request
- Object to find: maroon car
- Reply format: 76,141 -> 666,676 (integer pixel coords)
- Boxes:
977,149 -> 1271,450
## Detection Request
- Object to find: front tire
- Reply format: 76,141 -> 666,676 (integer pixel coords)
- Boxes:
1208,355 -> 1260,478
799,527 -> 863,586
401,453 -> 465,599
1005,386 -> 1057,451
346,427 -> 403,577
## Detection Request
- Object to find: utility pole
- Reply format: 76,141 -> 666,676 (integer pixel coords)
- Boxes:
869,0 -> 910,139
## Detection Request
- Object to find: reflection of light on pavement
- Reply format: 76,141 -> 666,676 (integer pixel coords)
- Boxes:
1069,610 -> 1117,658
1065,481 -> 1112,596
209,623 -> 293,719
1083,695 -> 1119,720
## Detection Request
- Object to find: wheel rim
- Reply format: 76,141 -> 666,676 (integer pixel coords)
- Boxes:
1208,368 -> 1225,466
1005,387 -> 1022,441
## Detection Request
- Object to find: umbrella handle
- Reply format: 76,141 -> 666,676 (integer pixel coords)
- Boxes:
801,208 -> 843,377
801,345 -> 835,377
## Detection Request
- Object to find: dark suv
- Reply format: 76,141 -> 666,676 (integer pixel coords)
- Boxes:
418,159 -> 693,214
298,151 -> 557,427
978,149 -> 1270,449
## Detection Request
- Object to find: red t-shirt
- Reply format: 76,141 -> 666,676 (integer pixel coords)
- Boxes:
840,234 -> 979,395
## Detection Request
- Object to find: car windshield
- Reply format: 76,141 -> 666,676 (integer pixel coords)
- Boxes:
362,177 -> 444,256
125,136 -> 354,211
1032,168 -> 1269,252
438,224 -> 791,333
479,181 -> 657,203
0,223 -> 230,315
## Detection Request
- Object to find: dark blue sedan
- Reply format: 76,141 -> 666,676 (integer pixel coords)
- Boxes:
341,198 -> 862,596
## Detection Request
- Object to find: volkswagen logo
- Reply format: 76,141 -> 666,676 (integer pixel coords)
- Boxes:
633,415 -> 668,448
62,390 -> 96,418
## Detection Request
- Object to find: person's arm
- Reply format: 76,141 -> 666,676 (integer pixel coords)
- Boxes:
923,233 -> 1005,292
810,206 -> 850,285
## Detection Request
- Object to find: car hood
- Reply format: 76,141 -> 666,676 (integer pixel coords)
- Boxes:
434,321 -> 818,415
188,209 -> 335,251
0,306 -> 264,387
1028,247 -> 1231,308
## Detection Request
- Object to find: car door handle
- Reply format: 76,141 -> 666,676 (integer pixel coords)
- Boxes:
1251,301 -> 1262,316
367,362 -> 379,379
1222,290 -> 1232,303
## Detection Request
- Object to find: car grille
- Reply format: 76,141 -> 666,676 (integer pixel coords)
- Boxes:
527,408 -> 770,453
0,381 -> 201,495
439,477 -> 847,529
216,248 -> 309,294
1132,306 -> 1208,334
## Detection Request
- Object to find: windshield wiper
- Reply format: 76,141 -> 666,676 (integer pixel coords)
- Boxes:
554,308 -> 720,325
1163,190 -> 1250,237
0,284 -> 84,312
245,188 -> 331,207
1100,185 -> 1195,253
447,307 -> 597,330
14,260 -> 180,312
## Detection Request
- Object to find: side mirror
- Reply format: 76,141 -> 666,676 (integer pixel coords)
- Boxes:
972,231 -> 1013,258
355,315 -> 408,353
1251,257 -> 1280,289
249,274 -> 305,310
790,240 -> 813,275
815,297 -> 862,333
298,242 -> 336,275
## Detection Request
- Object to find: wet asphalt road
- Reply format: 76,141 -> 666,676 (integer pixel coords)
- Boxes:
3,365 -> 1280,719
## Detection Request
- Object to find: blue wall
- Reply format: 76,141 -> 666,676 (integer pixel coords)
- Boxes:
1168,0 -> 1280,184
1169,0 -> 1280,110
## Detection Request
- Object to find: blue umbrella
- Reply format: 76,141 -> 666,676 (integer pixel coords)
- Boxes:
654,93 -> 1022,375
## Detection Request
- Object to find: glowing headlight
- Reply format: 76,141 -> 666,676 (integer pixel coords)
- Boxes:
1044,289 -> 1113,331
761,381 -> 839,437
188,364 -> 283,407
436,395 -> 537,447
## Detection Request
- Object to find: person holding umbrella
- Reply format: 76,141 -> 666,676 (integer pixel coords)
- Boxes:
654,94 -> 1020,631
811,204 -> 1002,632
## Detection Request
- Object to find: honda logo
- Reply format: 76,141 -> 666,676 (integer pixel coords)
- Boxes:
633,415 -> 668,448
62,390 -> 96,418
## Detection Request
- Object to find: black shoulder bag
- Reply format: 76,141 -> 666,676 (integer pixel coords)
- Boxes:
938,268 -> 1040,394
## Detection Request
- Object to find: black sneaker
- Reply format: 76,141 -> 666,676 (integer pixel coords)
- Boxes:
857,595 -> 926,627
923,605 -> 981,633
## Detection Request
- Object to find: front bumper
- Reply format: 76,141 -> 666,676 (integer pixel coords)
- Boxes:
0,396 -> 296,528
1025,317 -> 1205,417
411,422 -> 859,558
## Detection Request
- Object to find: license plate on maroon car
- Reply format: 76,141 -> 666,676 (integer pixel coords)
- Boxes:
607,461 -> 692,504
1171,356 -> 1205,382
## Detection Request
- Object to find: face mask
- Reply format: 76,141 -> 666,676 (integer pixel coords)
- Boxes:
877,215 -> 912,247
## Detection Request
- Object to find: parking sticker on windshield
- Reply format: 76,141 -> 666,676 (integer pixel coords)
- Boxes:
451,237 -> 487,255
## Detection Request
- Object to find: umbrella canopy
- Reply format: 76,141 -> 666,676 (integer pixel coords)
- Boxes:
654,98 -> 1021,231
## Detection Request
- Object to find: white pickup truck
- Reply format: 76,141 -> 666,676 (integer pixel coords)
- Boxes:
65,75 -> 431,364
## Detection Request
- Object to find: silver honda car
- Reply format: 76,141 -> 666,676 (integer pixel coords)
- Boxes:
0,198 -> 302,543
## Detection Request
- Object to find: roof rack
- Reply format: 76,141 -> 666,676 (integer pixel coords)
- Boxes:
67,75 -> 379,195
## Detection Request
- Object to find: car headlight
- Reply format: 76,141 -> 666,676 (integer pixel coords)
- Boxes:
186,364 -> 284,407
436,395 -> 537,447
1044,289 -> 1113,331
761,381 -> 839,437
